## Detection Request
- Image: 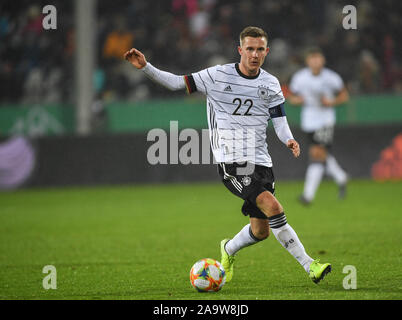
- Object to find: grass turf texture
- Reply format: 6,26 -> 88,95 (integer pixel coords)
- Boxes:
0,180 -> 401,300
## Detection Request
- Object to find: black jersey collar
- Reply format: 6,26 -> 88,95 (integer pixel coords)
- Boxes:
235,63 -> 260,79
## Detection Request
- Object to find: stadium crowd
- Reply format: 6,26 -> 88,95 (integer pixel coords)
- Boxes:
0,0 -> 401,105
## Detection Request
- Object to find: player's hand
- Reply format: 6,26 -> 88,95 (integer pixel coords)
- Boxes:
321,96 -> 334,107
124,48 -> 147,69
287,139 -> 300,158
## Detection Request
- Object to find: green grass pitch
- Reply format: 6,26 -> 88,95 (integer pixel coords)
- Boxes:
0,179 -> 401,300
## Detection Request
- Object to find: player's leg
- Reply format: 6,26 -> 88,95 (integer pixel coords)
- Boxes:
218,163 -> 270,282
256,191 -> 314,272
221,201 -> 269,282
249,217 -> 270,240
325,153 -> 348,199
221,164 -> 274,258
222,221 -> 266,258
224,216 -> 269,256
300,144 -> 327,204
219,163 -> 330,283
256,191 -> 331,283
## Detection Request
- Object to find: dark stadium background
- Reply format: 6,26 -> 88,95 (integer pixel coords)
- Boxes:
0,0 -> 401,188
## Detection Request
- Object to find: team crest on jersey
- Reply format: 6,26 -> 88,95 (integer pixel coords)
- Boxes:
241,176 -> 252,186
257,85 -> 270,100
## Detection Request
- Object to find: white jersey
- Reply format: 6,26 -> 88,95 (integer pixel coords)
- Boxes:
185,63 -> 285,167
289,67 -> 344,132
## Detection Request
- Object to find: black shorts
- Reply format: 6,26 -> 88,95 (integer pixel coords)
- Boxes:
217,162 -> 275,220
307,126 -> 334,149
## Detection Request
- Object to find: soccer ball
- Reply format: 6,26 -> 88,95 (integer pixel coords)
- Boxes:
189,258 -> 226,292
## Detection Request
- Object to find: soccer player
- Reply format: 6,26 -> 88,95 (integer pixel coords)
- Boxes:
124,27 -> 331,284
288,47 -> 349,205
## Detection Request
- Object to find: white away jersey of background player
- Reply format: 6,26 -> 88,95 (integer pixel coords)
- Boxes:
184,63 -> 285,167
289,67 -> 344,132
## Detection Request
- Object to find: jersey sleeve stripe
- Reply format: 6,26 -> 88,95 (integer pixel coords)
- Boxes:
184,75 -> 197,94
197,73 -> 208,93
206,68 -> 215,83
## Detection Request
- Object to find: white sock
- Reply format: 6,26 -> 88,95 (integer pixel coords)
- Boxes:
303,162 -> 325,201
269,213 -> 313,273
225,224 -> 260,256
326,155 -> 347,185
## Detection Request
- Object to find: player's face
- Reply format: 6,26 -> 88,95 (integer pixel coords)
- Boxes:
238,37 -> 269,76
306,53 -> 325,75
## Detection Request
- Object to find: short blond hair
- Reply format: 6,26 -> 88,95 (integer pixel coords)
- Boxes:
239,26 -> 268,47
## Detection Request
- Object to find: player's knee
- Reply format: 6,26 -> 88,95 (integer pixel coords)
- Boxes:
309,145 -> 327,162
256,193 -> 283,215
268,200 -> 283,215
255,194 -> 267,211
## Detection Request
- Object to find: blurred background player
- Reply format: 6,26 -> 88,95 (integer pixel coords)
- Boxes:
124,27 -> 331,284
288,47 -> 350,205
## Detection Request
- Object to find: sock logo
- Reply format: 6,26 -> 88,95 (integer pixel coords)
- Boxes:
284,238 -> 294,249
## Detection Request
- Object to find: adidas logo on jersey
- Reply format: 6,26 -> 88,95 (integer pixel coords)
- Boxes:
224,85 -> 232,92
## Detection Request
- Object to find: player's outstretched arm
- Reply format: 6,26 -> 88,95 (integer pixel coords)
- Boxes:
124,48 -> 186,91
